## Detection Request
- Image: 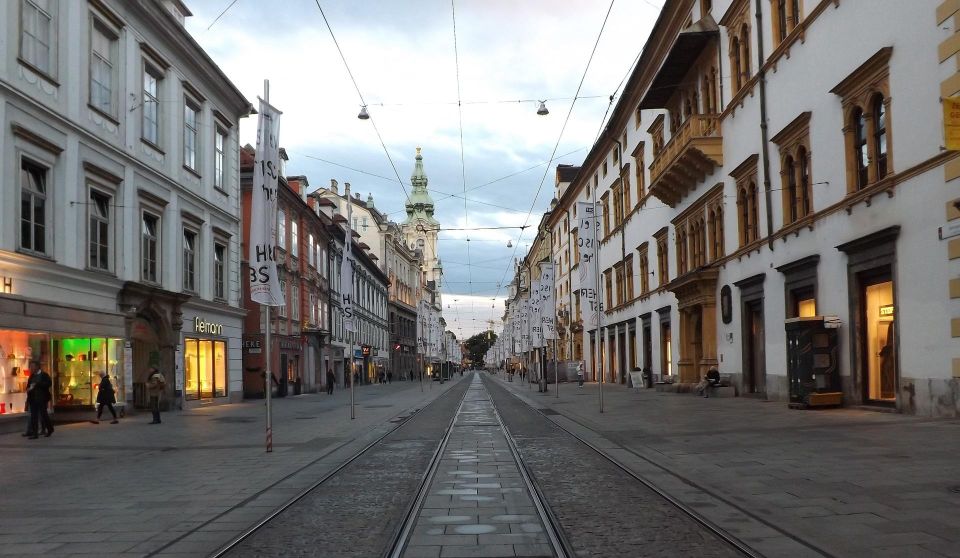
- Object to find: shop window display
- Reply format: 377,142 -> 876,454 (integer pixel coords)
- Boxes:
53,337 -> 124,408
184,338 -> 227,400
0,332 -> 49,415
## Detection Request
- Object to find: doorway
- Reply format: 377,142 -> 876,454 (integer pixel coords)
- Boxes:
743,300 -> 766,395
860,274 -> 896,404
617,329 -> 627,384
642,320 -> 653,371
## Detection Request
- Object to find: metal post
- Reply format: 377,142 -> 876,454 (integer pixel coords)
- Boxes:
263,79 -> 273,453
592,185 -> 604,413
555,338 -> 559,398
349,334 -> 355,419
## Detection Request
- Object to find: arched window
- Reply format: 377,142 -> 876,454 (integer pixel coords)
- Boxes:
738,186 -> 749,245
748,181 -> 759,242
731,37 -> 742,90
873,94 -> 888,179
740,25 -> 751,81
785,155 -> 797,223
777,0 -> 788,42
798,146 -> 811,217
853,107 -> 869,188
715,205 -> 724,257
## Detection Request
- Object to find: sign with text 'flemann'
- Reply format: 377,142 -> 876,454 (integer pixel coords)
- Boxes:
248,98 -> 285,307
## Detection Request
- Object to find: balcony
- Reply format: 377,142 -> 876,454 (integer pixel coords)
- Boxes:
649,115 -> 723,207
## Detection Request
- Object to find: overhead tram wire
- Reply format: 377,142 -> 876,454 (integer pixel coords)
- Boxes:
205,0 -> 240,31
313,1 -> 411,206
491,0 -> 618,315
450,0 -> 476,320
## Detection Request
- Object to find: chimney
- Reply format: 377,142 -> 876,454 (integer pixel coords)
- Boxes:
330,179 -> 338,195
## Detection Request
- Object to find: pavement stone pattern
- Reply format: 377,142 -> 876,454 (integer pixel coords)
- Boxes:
0,377 -> 464,557
484,376 -> 744,558
492,373 -> 960,558
402,375 -> 554,558
226,377 -> 472,557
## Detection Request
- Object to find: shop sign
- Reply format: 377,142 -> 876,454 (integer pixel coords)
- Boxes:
354,348 -> 363,359
194,317 -> 223,335
361,345 -> 371,357
944,96 -> 960,151
175,346 -> 184,391
279,339 -> 300,350
879,305 -> 894,317
243,340 -> 262,354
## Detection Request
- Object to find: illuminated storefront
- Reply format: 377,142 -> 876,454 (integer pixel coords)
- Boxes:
0,331 -> 125,414
183,338 -> 227,400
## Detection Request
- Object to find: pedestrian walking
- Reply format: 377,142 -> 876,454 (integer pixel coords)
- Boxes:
577,362 -> 585,388
93,372 -> 119,424
326,367 -> 335,395
23,361 -> 53,439
387,371 -> 393,384
146,366 -> 166,424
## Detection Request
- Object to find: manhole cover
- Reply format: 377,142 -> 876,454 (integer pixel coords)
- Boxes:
540,408 -> 560,416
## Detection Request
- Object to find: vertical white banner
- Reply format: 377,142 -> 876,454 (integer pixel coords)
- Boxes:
339,185 -> 356,332
540,263 -> 556,341
521,296 -> 531,353
531,278 -> 543,348
577,201 -> 601,328
512,304 -> 520,354
249,99 -> 285,306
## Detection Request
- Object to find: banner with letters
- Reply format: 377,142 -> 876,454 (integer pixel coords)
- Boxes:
577,201 -> 601,328
540,263 -> 556,341
249,99 -> 285,306
339,184 -> 356,332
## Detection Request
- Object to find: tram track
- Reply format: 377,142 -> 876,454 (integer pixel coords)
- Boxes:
483,374 -> 836,558
167,378 -> 471,558
386,374 -> 573,558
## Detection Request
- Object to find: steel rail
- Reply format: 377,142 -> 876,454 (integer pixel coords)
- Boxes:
484,375 -> 824,558
204,382 -> 468,558
384,392 -> 469,558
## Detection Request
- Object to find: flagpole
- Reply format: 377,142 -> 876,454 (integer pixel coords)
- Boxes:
263,79 -> 273,452
345,183 -> 355,420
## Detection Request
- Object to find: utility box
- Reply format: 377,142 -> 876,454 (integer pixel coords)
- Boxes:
785,316 -> 842,409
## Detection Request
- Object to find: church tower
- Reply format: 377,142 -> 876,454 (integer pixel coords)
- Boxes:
401,148 -> 443,295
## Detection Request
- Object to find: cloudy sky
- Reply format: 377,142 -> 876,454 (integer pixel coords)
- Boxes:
185,0 -> 659,338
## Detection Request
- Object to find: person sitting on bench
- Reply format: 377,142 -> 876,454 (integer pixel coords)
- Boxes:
697,368 -> 722,398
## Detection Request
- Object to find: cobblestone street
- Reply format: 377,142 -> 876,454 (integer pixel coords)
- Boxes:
0,378 -> 462,557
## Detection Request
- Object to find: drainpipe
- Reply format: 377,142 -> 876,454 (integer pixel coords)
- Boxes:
755,0 -> 775,250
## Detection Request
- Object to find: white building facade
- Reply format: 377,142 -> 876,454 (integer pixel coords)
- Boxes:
0,0 -> 251,422
543,0 -> 960,417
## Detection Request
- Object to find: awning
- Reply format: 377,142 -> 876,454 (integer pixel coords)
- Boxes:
639,15 -> 719,110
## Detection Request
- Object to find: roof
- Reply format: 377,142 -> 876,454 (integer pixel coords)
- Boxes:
556,164 -> 580,183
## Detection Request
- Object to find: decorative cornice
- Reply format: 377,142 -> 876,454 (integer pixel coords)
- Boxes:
729,153 -> 759,182
830,47 -> 894,98
82,161 -> 123,184
88,0 -> 126,30
12,123 -> 63,154
770,111 -> 812,146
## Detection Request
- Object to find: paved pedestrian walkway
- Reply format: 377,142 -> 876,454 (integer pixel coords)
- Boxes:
491,373 -> 960,558
0,376 -> 462,557
404,376 -> 552,558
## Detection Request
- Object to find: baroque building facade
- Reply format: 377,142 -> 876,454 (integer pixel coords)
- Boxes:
535,0 -> 960,417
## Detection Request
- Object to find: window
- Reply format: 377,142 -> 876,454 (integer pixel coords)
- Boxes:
277,210 -> 286,249
731,155 -> 760,246
308,234 -> 315,267
182,229 -> 196,292
612,145 -> 620,164
773,0 -> 802,44
89,20 -> 116,115
20,159 -> 48,255
655,230 -> 669,286
776,0 -> 788,42
142,67 -> 161,145
873,94 -> 888,180
604,269 -> 613,310
214,242 -> 226,300
772,112 -> 813,226
21,0 -> 54,75
601,192 -> 611,236
278,281 -> 287,318
676,225 -> 688,275
638,244 -> 650,295
291,219 -> 299,257
215,127 -> 227,189
88,190 -> 111,271
831,49 -> 893,193
183,100 -> 199,171
141,212 -> 159,283
183,339 -> 227,400
785,155 -> 797,223
612,184 -> 624,227
362,217 -> 368,231
614,264 -> 624,305
292,283 -> 300,321
602,161 -> 608,177
625,255 -> 634,300
708,202 -> 725,260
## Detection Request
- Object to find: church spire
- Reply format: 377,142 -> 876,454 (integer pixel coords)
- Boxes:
404,147 -> 437,225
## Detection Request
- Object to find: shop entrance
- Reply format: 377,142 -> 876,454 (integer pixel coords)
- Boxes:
641,317 -> 653,372
617,329 -> 627,384
130,318 -> 160,410
743,301 -> 766,395
860,274 -> 896,404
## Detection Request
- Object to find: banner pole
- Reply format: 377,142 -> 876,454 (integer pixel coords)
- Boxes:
263,79 -> 273,453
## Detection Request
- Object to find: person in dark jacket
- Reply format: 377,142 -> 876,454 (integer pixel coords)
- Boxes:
24,361 -> 53,439
93,372 -> 119,424
326,367 -> 335,395
698,368 -> 722,398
